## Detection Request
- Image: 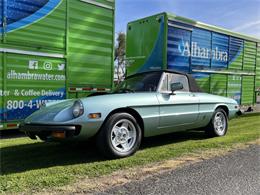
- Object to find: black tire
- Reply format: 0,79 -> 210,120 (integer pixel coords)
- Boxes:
205,108 -> 228,137
96,113 -> 142,159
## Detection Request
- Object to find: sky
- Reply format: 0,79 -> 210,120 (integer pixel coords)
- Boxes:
115,0 -> 260,38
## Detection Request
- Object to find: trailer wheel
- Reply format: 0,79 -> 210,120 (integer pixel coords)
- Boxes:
96,113 -> 142,159
205,108 -> 228,137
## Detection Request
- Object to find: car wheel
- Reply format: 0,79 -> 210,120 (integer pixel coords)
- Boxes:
205,108 -> 228,137
96,113 -> 142,159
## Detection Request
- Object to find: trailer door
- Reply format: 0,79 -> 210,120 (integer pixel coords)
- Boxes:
67,0 -> 115,96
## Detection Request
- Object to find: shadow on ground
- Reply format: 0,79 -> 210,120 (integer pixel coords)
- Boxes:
1,130 -> 207,175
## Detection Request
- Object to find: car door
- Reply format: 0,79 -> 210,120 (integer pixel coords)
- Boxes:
156,73 -> 199,133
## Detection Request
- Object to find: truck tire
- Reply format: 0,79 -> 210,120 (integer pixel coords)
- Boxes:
205,108 -> 228,137
96,113 -> 142,159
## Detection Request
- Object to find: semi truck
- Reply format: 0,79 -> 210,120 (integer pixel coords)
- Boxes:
0,0 -> 115,130
126,13 -> 260,108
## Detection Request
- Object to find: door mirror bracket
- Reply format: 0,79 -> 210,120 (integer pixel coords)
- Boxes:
170,82 -> 183,95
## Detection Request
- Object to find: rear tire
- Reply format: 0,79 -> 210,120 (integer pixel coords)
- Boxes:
205,108 -> 228,137
96,113 -> 142,159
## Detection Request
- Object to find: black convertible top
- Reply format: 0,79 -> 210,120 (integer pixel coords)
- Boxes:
127,70 -> 203,93
186,73 -> 203,93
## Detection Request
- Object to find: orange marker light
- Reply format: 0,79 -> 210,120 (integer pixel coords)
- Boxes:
51,131 -> 65,139
88,113 -> 101,119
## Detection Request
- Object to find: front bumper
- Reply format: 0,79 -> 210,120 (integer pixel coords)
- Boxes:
19,123 -> 81,140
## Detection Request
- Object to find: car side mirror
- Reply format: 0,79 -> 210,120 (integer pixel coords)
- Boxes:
170,82 -> 183,94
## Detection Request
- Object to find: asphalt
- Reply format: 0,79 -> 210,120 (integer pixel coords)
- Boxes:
95,145 -> 260,195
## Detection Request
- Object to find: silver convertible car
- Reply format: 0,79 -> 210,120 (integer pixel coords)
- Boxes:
20,70 -> 239,158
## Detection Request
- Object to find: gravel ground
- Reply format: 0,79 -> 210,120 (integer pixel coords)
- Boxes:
95,145 -> 260,195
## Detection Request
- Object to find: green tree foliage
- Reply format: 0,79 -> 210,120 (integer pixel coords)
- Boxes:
114,32 -> 126,82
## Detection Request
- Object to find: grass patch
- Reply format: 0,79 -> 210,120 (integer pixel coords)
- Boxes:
0,113 -> 259,194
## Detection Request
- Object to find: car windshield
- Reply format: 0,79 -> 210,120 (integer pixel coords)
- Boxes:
114,72 -> 162,93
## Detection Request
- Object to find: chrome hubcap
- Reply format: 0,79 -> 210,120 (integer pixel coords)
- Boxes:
214,112 -> 226,135
111,119 -> 137,153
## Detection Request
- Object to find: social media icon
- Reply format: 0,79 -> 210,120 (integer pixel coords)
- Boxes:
58,63 -> 65,71
29,60 -> 39,70
43,62 -> 52,70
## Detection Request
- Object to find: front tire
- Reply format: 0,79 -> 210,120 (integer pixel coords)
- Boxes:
205,108 -> 228,137
96,113 -> 142,159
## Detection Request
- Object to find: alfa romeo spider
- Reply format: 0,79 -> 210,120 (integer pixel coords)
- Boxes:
20,70 -> 239,158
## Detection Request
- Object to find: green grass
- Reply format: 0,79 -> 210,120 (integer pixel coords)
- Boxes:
0,113 -> 259,194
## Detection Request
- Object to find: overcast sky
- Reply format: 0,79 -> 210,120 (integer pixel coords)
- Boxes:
115,0 -> 260,38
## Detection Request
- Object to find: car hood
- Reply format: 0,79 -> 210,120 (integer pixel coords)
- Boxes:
24,93 -> 159,124
24,99 -> 75,124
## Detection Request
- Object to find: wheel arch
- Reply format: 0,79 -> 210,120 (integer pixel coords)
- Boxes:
205,104 -> 229,137
215,104 -> 229,117
98,107 -> 144,137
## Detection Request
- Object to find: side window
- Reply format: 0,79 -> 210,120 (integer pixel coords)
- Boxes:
168,73 -> 189,92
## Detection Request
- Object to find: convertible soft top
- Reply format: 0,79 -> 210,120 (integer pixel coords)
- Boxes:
186,74 -> 203,93
127,70 -> 203,93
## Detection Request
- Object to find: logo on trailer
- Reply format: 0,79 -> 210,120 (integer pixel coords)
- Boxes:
178,40 -> 228,62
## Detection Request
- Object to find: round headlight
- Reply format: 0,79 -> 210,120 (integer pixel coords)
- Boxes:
72,100 -> 84,118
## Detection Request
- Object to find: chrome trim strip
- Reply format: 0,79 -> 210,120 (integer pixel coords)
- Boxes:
159,111 -> 198,117
192,69 -> 256,76
0,48 -> 64,58
80,0 -> 114,10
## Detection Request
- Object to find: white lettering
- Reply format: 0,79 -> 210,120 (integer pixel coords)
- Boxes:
183,41 -> 191,56
6,70 -> 65,81
179,41 -> 228,62
0,90 -> 10,97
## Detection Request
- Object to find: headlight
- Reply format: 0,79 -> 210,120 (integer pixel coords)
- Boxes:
72,100 -> 84,118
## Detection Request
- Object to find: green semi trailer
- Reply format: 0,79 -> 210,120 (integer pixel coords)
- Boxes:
0,0 -> 115,130
126,13 -> 260,108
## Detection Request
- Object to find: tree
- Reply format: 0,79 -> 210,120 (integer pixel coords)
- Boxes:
114,32 -> 126,83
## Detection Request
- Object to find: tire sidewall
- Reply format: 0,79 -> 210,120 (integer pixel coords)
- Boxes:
101,113 -> 142,158
212,109 -> 228,136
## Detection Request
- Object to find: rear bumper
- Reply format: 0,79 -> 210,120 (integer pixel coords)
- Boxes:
19,123 -> 81,140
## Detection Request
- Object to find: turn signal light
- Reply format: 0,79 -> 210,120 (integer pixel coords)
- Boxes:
88,113 -> 101,119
